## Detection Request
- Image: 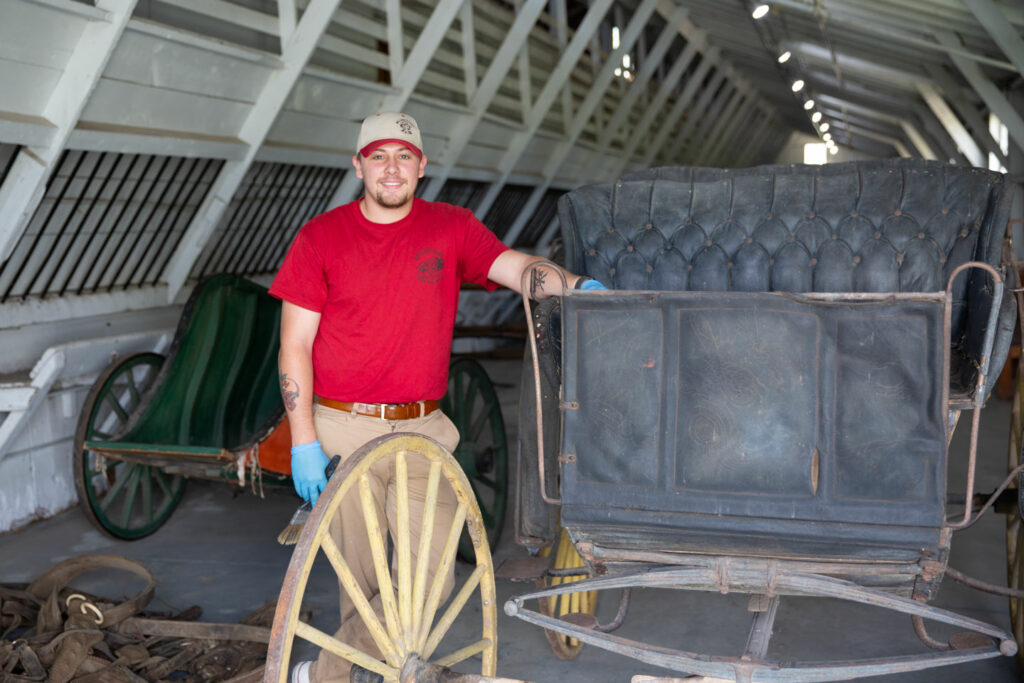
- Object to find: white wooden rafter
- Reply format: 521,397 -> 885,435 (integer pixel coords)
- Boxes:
597,5 -> 691,149
916,83 -> 985,167
769,0 -> 1017,72
552,0 -> 573,133
703,95 -> 757,167
460,0 -> 477,100
278,0 -> 297,47
469,0 -> 615,222
923,64 -> 1010,168
934,28 -> 1024,155
517,8 -> 533,125
660,67 -> 729,165
420,0 -> 548,202
749,117 -> 782,166
734,116 -> 770,168
386,0 -> 404,79
723,104 -> 770,167
0,0 -> 138,265
899,119 -> 938,160
501,0 -> 661,245
606,46 -> 718,180
962,0 -> 1024,77
676,76 -> 738,163
693,86 -> 747,166
161,0 -> 344,301
325,0 -> 466,209
915,104 -> 967,164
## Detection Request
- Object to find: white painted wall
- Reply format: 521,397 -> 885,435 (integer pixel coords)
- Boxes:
0,323 -> 176,533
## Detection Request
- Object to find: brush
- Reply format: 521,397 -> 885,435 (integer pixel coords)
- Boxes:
277,454 -> 341,545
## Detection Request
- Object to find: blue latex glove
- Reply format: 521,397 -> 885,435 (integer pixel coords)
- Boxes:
291,440 -> 330,505
580,279 -> 608,291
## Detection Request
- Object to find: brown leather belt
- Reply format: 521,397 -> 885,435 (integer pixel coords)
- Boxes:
314,396 -> 440,420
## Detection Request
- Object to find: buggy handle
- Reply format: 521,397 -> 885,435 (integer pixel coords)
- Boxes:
945,261 -> 1003,530
520,260 -> 569,505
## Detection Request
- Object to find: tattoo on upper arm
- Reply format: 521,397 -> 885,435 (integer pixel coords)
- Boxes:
530,267 -> 547,296
280,373 -> 300,411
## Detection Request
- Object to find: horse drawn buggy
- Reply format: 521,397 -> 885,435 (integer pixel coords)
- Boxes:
73,273 -> 509,547
80,158 -> 1024,682
501,158 -> 1024,681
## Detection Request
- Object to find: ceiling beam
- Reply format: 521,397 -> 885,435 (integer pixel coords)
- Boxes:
693,86 -> 747,166
769,0 -> 1017,72
900,119 -> 937,159
161,0 -> 345,301
598,5 -> 691,148
916,83 -> 985,167
788,41 -> 929,91
0,0 -> 138,264
962,0 -> 1024,77
661,67 -> 729,164
935,28 -> 1024,156
324,0 -> 467,209
420,0 -> 548,202
924,63 -> 1010,168
469,0 -> 614,222
598,44 -> 716,183
500,0 -> 661,245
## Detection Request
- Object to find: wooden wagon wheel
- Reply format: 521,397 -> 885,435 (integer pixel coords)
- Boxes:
73,352 -> 186,540
442,357 -> 509,561
535,527 -> 598,660
1007,360 -> 1024,667
266,433 -> 498,682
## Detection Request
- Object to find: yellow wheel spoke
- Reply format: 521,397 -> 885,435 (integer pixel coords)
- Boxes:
432,638 -> 492,669
319,534 -> 402,668
359,472 -> 405,651
395,451 -> 413,644
294,621 -> 398,681
412,461 -> 441,640
417,502 -> 468,652
423,565 -> 487,660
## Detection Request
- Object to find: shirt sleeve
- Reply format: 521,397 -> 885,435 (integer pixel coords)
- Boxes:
458,211 -> 510,290
268,221 -> 328,312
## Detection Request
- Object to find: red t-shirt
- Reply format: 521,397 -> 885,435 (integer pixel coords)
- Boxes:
269,198 -> 509,402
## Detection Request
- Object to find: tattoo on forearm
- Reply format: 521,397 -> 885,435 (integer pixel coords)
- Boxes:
530,268 -> 547,296
280,373 -> 300,411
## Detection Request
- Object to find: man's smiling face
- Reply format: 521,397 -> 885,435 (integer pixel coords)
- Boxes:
353,143 -> 427,216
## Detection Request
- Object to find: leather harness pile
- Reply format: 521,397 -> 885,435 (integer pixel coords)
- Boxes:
1,554 -> 272,682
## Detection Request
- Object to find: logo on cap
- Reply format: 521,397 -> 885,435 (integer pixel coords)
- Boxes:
358,112 -> 424,158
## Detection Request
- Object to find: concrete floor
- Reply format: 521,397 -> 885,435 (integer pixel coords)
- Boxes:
1,358 -> 1021,682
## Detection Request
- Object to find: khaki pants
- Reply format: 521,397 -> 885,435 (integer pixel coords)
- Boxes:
310,404 -> 461,683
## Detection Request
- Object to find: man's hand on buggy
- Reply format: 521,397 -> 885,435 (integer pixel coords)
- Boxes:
576,277 -> 608,291
291,440 -> 330,504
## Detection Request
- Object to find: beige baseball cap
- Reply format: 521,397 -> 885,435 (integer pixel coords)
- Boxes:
357,112 -> 423,158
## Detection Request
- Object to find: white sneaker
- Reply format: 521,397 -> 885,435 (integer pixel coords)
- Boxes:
290,660 -> 313,683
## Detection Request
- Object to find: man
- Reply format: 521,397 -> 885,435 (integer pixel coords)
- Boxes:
270,111 -> 603,683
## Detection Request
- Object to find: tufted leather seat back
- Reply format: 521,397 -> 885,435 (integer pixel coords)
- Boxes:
558,160 -> 1015,398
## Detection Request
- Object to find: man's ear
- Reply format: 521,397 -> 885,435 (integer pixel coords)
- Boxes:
352,155 -> 363,179
418,154 -> 428,178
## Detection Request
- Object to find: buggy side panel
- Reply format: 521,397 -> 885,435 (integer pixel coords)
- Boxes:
560,292 -> 947,566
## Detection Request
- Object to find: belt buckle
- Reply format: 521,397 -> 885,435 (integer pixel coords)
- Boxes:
380,404 -> 389,421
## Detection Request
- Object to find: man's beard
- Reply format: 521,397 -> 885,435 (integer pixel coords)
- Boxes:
375,186 -> 412,208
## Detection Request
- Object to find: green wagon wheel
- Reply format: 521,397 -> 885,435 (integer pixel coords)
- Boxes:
1007,360 -> 1024,667
73,352 -> 186,540
441,358 -> 508,560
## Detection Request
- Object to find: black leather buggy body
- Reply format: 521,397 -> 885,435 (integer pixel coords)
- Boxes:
506,160 -> 1020,681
